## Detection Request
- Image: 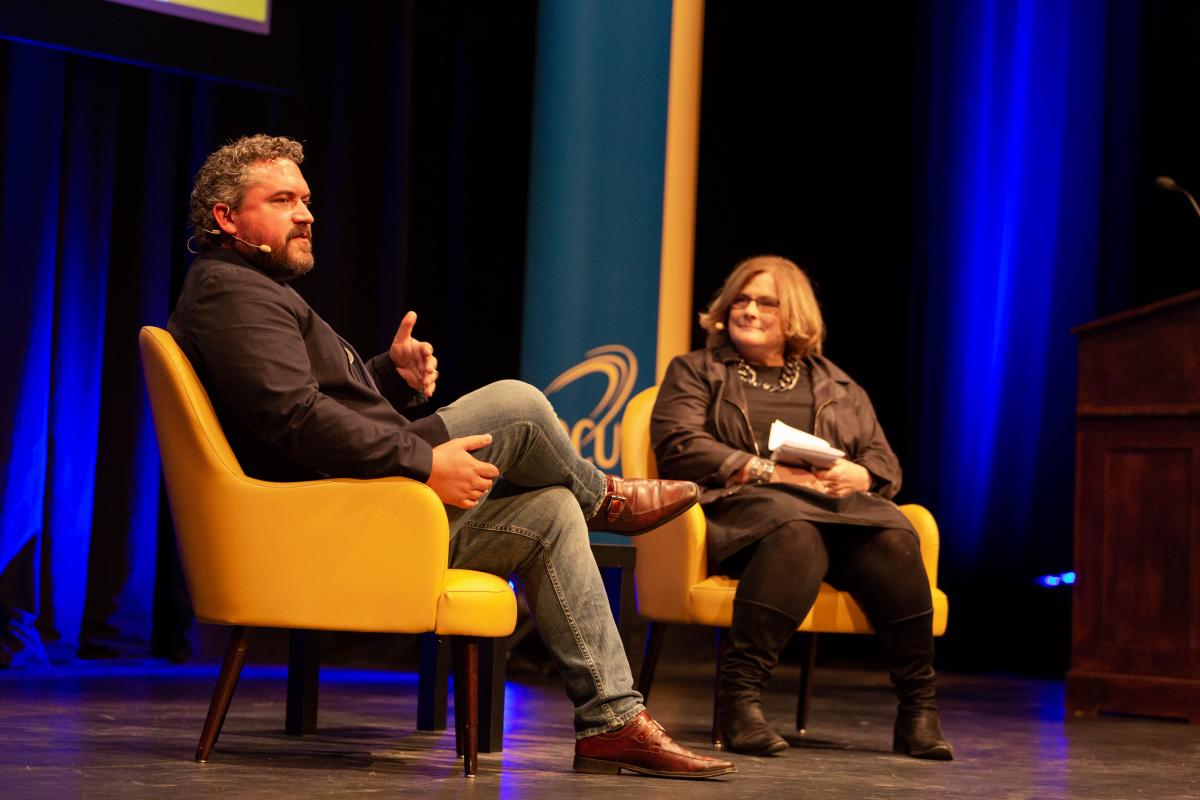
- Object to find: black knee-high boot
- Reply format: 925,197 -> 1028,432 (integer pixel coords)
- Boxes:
717,599 -> 800,755
882,610 -> 953,760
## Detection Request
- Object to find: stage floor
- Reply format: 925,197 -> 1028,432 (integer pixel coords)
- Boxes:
1,658 -> 1197,799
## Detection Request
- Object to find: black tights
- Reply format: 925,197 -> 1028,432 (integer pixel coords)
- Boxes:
718,520 -> 932,627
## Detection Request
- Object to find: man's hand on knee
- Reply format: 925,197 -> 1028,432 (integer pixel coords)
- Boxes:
428,434 -> 499,508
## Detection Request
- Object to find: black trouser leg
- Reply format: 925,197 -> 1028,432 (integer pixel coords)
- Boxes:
727,520 -> 828,621
827,526 -> 933,626
826,527 -> 950,760
717,521 -> 824,755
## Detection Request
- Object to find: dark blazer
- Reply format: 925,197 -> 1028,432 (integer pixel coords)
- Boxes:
167,248 -> 448,483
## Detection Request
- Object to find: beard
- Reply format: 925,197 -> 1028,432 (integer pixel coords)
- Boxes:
255,229 -> 314,280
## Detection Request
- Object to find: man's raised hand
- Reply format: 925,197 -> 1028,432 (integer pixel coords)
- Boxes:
389,310 -> 438,397
427,434 -> 499,508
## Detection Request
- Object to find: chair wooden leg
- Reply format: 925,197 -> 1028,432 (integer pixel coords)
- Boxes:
478,636 -> 506,753
195,626 -> 249,763
452,638 -> 480,777
286,629 -> 320,735
452,641 -> 464,757
795,633 -> 819,734
712,627 -> 729,748
636,621 -> 666,702
417,633 -> 449,731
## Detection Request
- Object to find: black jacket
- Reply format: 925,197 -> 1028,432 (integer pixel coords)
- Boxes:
652,346 -> 910,565
651,345 -> 903,503
167,248 -> 448,483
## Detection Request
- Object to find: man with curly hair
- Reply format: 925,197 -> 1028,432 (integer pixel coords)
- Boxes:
167,134 -> 735,780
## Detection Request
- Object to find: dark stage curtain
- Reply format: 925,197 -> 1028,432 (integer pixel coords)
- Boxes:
0,40 -> 297,665
0,3 -> 536,667
692,2 -> 1150,671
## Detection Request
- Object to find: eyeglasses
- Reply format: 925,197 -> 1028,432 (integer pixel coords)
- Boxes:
731,294 -> 781,315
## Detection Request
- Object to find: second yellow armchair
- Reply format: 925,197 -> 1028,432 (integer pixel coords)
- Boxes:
620,385 -> 948,744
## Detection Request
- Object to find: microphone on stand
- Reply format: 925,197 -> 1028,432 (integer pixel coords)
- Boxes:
206,228 -> 272,254
1154,175 -> 1200,220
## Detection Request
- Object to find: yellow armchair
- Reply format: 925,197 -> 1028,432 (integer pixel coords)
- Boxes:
139,327 -> 516,776
620,385 -> 947,742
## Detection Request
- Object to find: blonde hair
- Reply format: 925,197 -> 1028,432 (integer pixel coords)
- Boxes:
699,255 -> 825,357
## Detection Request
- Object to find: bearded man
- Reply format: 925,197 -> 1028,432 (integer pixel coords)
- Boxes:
167,134 -> 736,780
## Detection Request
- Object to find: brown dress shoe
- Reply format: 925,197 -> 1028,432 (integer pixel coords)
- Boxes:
586,476 -> 700,535
574,710 -> 736,779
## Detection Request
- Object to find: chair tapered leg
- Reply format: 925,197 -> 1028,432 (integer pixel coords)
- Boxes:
636,622 -> 666,702
478,637 -> 506,753
712,627 -> 729,748
452,638 -> 480,777
417,633 -> 449,731
795,633 -> 818,734
452,642 -> 464,757
195,626 -> 249,763
286,629 -> 320,735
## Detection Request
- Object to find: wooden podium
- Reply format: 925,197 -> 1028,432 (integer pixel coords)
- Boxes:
1067,289 -> 1200,722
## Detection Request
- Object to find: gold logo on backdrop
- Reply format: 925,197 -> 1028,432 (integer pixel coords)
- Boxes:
543,345 -> 638,470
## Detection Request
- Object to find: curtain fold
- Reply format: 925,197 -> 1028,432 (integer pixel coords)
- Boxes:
913,0 -> 1108,585
0,41 -> 291,665
0,44 -> 69,666
0,2 -> 539,668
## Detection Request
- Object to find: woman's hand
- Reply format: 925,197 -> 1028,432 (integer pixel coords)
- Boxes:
814,458 -> 871,498
772,463 -> 827,492
733,457 -> 828,492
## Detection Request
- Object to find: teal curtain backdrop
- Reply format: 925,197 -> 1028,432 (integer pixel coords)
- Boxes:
520,0 -> 672,480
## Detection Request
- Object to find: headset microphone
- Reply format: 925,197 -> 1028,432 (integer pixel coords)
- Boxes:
1155,175 -> 1200,221
206,228 -> 272,254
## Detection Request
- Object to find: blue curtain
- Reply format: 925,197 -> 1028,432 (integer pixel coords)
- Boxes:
0,3 -> 533,666
914,0 -> 1110,584
0,40 -> 293,665
0,45 -> 129,663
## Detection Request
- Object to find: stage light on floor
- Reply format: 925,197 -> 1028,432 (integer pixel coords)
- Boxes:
1036,571 -> 1076,588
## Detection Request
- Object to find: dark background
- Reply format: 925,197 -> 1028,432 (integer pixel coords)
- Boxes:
1,0 -> 1197,674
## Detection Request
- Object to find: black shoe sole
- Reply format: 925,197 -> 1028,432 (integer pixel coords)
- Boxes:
893,737 -> 954,761
573,755 -> 737,778
725,739 -> 789,756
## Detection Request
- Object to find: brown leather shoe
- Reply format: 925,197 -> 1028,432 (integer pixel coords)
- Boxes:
586,476 -> 700,535
574,711 -> 736,779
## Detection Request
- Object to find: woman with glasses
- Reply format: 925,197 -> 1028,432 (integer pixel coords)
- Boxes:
650,255 -> 952,760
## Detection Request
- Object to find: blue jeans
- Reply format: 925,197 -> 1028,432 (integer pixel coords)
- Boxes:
436,380 -> 645,737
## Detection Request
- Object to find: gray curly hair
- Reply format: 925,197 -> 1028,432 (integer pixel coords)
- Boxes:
189,134 -> 305,249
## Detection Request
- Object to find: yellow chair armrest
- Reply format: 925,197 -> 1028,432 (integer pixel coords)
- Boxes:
436,569 -> 518,637
899,503 -> 940,589
172,474 -> 449,633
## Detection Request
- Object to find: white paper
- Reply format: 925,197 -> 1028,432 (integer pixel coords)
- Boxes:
768,419 -> 845,468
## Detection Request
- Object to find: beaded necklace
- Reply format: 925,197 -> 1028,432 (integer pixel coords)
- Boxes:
736,356 -> 802,392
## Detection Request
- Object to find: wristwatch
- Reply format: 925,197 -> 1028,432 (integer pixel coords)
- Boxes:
746,456 -> 776,484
